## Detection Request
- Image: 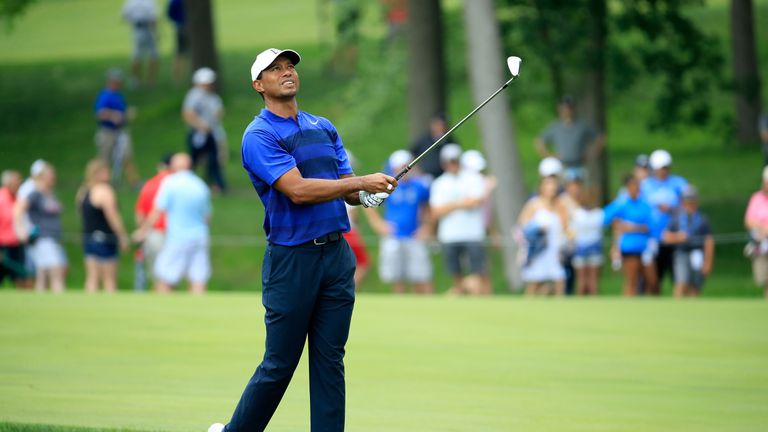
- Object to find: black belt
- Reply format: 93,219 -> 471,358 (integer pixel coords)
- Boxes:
299,232 -> 343,247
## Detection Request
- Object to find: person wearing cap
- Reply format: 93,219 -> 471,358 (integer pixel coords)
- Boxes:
134,154 -> 172,290
210,48 -> 396,432
534,96 -> 604,182
538,156 -> 564,179
461,149 -> 496,295
93,69 -> 140,186
641,149 -> 688,294
183,67 -> 227,193
744,166 -> 768,298
430,144 -> 491,295
409,113 -> 458,181
121,0 -> 158,86
662,186 -> 713,297
368,150 -> 434,294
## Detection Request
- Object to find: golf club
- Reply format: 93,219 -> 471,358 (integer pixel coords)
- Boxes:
393,56 -> 522,183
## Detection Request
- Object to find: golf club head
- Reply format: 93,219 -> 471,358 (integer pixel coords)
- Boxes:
507,56 -> 522,77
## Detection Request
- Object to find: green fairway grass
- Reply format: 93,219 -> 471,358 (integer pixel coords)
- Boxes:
1,291 -> 767,432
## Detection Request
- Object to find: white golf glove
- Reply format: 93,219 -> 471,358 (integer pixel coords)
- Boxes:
359,191 -> 389,208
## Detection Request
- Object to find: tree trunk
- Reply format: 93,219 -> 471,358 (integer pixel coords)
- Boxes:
463,0 -> 527,291
406,0 -> 446,141
186,0 -> 221,86
730,0 -> 762,145
582,0 -> 609,203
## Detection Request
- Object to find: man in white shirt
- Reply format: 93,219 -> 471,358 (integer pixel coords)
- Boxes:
429,144 -> 490,295
133,153 -> 212,293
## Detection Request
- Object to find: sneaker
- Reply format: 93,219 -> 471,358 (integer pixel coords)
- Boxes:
208,423 -> 225,432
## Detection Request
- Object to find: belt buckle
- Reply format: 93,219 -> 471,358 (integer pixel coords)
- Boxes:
313,237 -> 327,246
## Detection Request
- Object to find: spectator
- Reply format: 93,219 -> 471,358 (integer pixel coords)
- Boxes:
166,0 -> 188,84
538,156 -> 563,179
518,176 -> 568,296
17,159 -> 45,202
183,67 -> 228,193
535,96 -> 604,182
135,154 -> 172,290
430,144 -> 491,295
370,150 -> 434,294
0,170 -> 29,288
77,160 -> 130,293
558,172 -> 582,295
133,153 -> 212,294
605,174 -> 656,297
15,160 -> 46,285
410,113 -> 456,181
94,69 -> 140,187
13,162 -> 67,293
460,149 -> 496,294
759,112 -> 768,167
641,149 -> 688,294
663,186 -> 714,298
565,174 -> 604,295
122,0 -> 158,86
340,151 -> 371,288
744,166 -> 768,299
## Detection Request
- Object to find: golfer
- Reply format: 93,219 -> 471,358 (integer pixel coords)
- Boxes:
211,48 -> 396,432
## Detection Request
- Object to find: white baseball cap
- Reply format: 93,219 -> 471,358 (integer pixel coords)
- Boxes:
649,149 -> 672,170
389,150 -> 413,170
538,157 -> 563,177
460,149 -> 486,173
193,67 -> 216,85
250,48 -> 301,82
440,143 -> 462,162
30,159 -> 46,177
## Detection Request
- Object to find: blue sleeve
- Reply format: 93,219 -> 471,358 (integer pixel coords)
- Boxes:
603,199 -> 621,226
94,91 -> 107,113
242,129 -> 297,186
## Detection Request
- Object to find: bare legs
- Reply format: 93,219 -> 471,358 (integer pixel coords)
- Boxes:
84,258 -> 118,293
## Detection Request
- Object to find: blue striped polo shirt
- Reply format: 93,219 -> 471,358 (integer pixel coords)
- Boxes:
241,108 -> 353,246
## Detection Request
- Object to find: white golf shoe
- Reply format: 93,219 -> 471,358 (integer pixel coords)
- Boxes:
208,423 -> 225,432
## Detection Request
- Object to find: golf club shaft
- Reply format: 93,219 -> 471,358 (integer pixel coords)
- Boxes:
395,75 -> 517,180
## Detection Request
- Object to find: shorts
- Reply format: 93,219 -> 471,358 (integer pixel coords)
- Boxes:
572,241 -> 603,268
442,241 -> 486,276
342,228 -> 369,268
752,254 -> 768,287
132,25 -> 158,60
95,128 -> 133,163
673,249 -> 705,289
83,233 -> 118,261
29,237 -> 67,269
379,237 -> 432,283
142,229 -> 165,272
154,237 -> 210,285
0,245 -> 27,283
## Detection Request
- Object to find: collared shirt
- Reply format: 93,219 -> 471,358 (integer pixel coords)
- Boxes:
429,170 -> 486,243
746,190 -> 768,227
384,177 -> 430,238
154,170 -> 210,244
604,196 -> 652,254
641,174 -> 688,238
0,188 -> 19,246
94,88 -> 127,130
539,119 -> 597,166
135,170 -> 169,231
241,109 -> 353,246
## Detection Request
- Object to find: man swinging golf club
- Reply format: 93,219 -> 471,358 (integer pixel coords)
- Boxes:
209,48 -> 396,432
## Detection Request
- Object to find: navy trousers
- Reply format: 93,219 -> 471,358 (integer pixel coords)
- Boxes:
225,238 -> 356,432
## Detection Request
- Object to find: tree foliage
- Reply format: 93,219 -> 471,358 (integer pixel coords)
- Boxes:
497,0 -> 725,132
0,0 -> 35,27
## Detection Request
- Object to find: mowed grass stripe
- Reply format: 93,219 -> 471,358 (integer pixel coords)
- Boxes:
0,292 -> 766,431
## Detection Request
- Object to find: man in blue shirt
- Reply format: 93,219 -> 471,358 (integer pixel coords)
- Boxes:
211,48 -> 396,432
369,150 -> 433,294
93,69 -> 140,186
641,149 -> 688,293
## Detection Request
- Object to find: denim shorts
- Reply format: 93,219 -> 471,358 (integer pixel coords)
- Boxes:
84,237 -> 118,261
